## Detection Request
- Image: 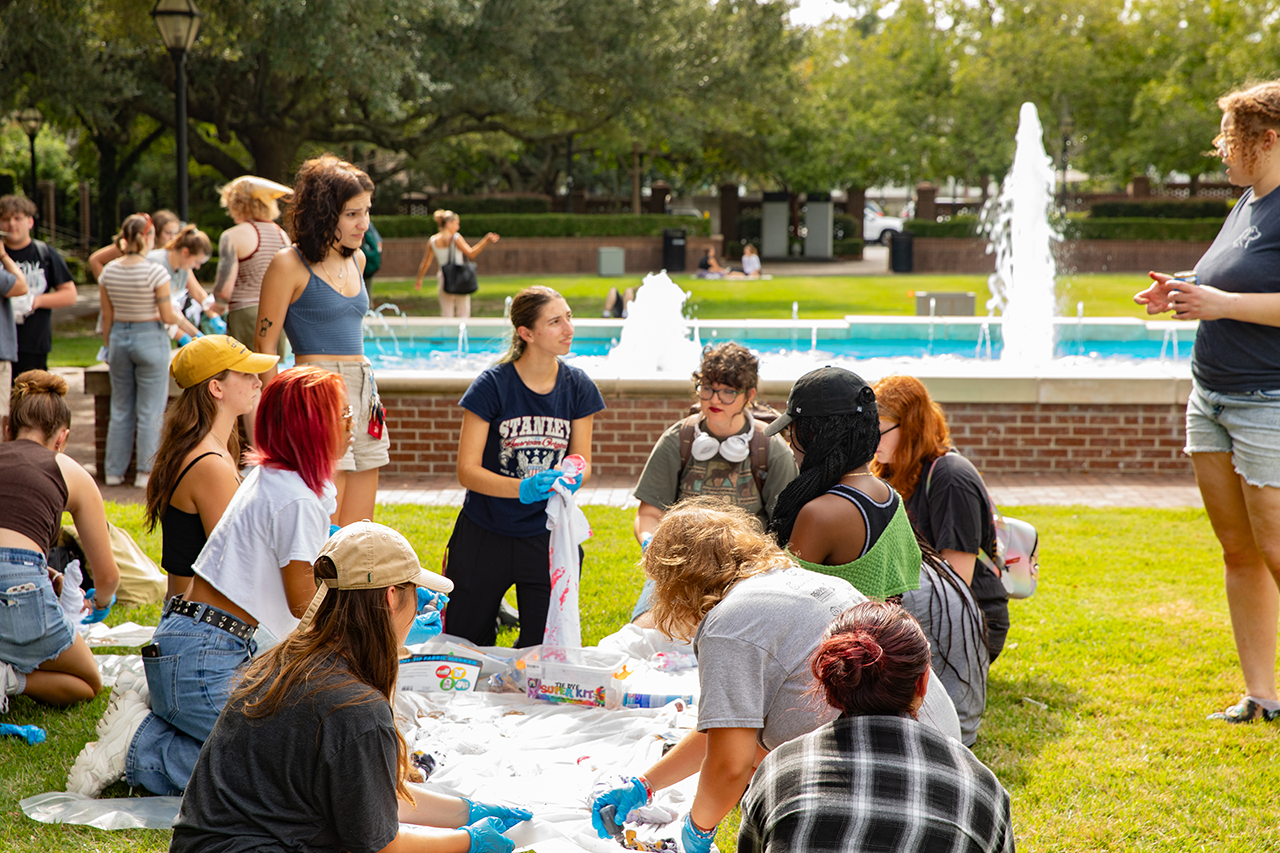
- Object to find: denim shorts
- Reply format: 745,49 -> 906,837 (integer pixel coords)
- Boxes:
1185,381 -> 1280,487
0,548 -> 76,674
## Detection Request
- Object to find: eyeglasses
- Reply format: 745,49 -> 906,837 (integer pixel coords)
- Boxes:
879,424 -> 899,437
697,385 -> 741,404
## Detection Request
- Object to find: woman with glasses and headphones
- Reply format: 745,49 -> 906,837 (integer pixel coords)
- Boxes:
629,342 -> 797,625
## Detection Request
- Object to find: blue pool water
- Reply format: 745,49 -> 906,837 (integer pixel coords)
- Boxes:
361,334 -> 1190,364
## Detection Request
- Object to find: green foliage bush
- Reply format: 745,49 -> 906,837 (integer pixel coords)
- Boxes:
422,194 -> 553,215
736,211 -> 761,246
1064,218 -> 1224,240
906,217 -> 981,237
1089,199 -> 1229,219
833,213 -> 859,241
833,238 -> 864,257
372,213 -> 710,239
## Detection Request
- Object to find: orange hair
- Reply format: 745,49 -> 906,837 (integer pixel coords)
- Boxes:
869,375 -> 951,501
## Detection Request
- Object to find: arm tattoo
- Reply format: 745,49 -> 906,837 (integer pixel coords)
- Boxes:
214,232 -> 236,299
259,318 -> 273,338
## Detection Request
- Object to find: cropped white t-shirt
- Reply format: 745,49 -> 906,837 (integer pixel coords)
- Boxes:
193,465 -> 336,639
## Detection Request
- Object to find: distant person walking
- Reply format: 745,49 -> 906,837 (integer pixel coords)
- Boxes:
211,177 -> 293,359
414,209 -> 499,318
1134,79 -> 1280,724
0,195 -> 77,374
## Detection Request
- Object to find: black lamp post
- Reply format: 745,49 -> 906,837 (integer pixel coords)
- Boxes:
1059,112 -> 1075,212
17,107 -> 43,204
151,0 -> 203,222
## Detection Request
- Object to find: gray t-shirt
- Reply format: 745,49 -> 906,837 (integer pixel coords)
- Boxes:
634,417 -> 797,525
694,566 -> 861,750
1193,187 -> 1280,392
901,560 -> 989,746
0,268 -> 19,362
171,657 -> 400,853
147,248 -> 189,299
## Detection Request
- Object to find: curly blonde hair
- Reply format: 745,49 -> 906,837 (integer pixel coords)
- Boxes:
643,497 -> 790,641
1215,80 -> 1280,172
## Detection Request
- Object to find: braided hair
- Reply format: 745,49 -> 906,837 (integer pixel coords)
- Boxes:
768,384 -> 880,546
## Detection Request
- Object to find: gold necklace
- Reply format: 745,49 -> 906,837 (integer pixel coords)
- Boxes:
324,254 -> 346,281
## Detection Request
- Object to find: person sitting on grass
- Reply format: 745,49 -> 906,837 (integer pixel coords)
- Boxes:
1,371 -> 119,712
169,522 -> 531,853
738,602 -> 1013,853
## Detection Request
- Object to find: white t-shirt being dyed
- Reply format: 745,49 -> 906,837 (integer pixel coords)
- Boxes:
193,465 -> 336,639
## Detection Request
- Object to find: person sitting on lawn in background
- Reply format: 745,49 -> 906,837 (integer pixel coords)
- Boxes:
629,342 -> 797,626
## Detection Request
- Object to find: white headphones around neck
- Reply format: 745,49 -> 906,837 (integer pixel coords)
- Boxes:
690,410 -> 755,463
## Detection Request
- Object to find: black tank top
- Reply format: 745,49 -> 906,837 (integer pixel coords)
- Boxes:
824,483 -> 899,559
160,452 -> 221,578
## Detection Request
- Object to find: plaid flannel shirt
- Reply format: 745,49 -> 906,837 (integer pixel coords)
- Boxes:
739,715 -> 1014,853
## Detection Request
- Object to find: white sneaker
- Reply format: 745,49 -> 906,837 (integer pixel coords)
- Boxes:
0,661 -> 22,713
109,670 -> 151,710
66,690 -> 150,797
104,474 -> 124,487
133,471 -> 149,489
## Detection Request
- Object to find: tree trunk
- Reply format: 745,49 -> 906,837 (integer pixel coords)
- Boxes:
246,130 -> 304,183
96,136 -> 120,246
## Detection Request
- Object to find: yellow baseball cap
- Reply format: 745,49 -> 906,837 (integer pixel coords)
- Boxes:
170,335 -> 279,389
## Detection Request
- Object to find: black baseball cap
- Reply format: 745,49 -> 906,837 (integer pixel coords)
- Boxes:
764,366 -> 876,436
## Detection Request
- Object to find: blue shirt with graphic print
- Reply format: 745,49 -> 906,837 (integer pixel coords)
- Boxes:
1193,187 -> 1280,392
459,360 -> 605,537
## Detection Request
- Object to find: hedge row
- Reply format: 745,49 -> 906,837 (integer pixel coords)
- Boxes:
1089,199 -> 1230,219
418,194 -> 553,215
834,238 -> 864,257
372,213 -> 710,239
905,216 -> 1224,241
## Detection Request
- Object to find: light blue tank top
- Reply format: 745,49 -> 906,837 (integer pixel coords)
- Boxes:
283,248 -> 368,355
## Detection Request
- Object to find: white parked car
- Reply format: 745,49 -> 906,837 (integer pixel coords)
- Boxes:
864,201 -> 904,245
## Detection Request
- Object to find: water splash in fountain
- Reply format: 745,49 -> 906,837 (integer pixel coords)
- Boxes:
982,102 -> 1060,364
602,271 -> 704,377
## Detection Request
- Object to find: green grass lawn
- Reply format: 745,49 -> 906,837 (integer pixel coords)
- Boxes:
2,503 -> 1276,852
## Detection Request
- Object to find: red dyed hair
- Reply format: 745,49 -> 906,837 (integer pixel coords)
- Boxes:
870,374 -> 951,501
810,602 -> 931,719
248,366 -> 345,496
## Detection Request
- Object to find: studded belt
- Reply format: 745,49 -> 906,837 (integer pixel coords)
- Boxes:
163,595 -> 256,642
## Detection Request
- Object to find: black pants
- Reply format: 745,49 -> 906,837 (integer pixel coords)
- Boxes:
443,511 -> 584,648
972,563 -> 1010,662
12,351 -> 49,376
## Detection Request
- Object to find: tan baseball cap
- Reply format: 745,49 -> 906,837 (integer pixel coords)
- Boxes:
298,521 -> 453,633
170,335 -> 279,389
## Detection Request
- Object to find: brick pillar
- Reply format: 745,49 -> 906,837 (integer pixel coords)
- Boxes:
647,181 -> 671,215
1127,175 -> 1151,198
846,186 -> 866,221
719,183 -> 739,255
915,182 -> 938,222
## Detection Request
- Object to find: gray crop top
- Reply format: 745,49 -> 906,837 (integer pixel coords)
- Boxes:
282,248 -> 368,356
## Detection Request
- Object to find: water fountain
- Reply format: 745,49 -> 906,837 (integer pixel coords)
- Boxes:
599,271 -> 704,377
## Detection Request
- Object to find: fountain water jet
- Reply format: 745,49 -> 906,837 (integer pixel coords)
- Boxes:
983,102 -> 1060,364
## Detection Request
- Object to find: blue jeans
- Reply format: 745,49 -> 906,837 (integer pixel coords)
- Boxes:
125,609 -> 256,795
104,320 -> 171,478
0,548 -> 74,674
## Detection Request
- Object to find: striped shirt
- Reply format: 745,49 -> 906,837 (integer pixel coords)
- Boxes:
740,715 -> 1014,853
229,221 -> 290,311
101,258 -> 170,322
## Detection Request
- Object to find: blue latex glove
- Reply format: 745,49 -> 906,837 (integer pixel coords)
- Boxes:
681,813 -> 717,853
177,334 -> 193,346
556,472 -> 582,494
417,587 -> 449,613
640,533 -> 653,552
405,610 -> 442,645
0,723 -> 46,745
463,816 -> 514,853
465,799 -> 532,831
329,523 -> 341,537
82,589 -> 115,624
590,777 -> 651,839
205,314 -> 228,334
518,470 -> 560,504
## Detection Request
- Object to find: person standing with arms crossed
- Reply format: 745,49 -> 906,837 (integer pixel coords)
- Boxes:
1134,79 -> 1280,723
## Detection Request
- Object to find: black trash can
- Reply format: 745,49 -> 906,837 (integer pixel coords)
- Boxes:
662,228 -> 687,272
889,230 -> 914,273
